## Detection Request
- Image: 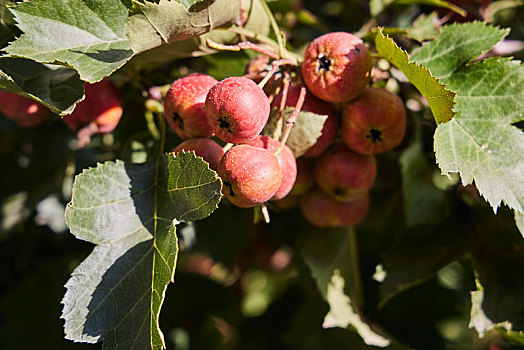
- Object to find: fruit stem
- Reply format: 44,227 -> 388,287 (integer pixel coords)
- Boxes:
275,85 -> 306,156
261,204 -> 270,223
223,143 -> 234,152
206,39 -> 280,60
257,59 -> 296,89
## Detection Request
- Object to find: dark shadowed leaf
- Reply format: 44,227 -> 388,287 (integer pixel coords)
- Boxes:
0,58 -> 84,115
399,141 -> 447,226
303,228 -> 390,347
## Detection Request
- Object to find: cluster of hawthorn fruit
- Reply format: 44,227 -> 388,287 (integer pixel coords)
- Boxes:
166,31 -> 406,228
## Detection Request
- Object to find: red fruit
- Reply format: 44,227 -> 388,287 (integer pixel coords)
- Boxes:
173,138 -> 225,171
341,87 -> 406,155
63,79 -> 123,146
301,188 -> 369,227
205,77 -> 270,144
164,73 -> 217,139
314,143 -> 376,202
0,92 -> 51,127
273,84 -> 340,157
248,135 -> 297,200
218,144 -> 282,208
301,32 -> 372,103
288,157 -> 315,197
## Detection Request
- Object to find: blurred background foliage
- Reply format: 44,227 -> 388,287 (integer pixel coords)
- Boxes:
1,0 -> 524,349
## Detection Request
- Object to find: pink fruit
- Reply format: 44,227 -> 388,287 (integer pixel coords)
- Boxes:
301,32 -> 372,103
164,73 -> 217,139
173,138 -> 225,171
314,143 -> 376,202
63,79 -> 123,146
0,92 -> 51,127
341,87 -> 406,155
301,188 -> 370,227
272,84 -> 340,157
248,135 -> 297,200
217,144 -> 282,208
205,77 -> 270,144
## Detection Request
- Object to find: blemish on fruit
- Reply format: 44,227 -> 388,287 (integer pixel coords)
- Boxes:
224,181 -> 235,197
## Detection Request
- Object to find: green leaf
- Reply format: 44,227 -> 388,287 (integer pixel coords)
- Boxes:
127,0 -> 240,54
433,57 -> 524,213
411,22 -> 509,79
0,57 -> 84,115
407,12 -> 440,42
375,28 -> 456,124
303,228 -> 390,347
61,152 -> 222,349
263,107 -> 328,158
5,0 -> 133,83
399,141 -> 447,226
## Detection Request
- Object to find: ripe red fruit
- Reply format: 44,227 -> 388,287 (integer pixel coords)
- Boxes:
217,144 -> 282,208
248,135 -> 297,200
173,138 -> 225,171
63,79 -> 123,146
301,188 -> 369,227
272,84 -> 340,157
341,87 -> 406,155
205,77 -> 270,144
164,73 -> 217,139
301,32 -> 372,103
0,92 -> 51,127
314,143 -> 376,202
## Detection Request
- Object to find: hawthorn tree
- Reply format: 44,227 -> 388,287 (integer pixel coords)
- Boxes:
0,0 -> 523,349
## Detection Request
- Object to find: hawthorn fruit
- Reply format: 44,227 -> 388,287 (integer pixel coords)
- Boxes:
301,32 -> 372,103
205,76 -> 270,144
341,87 -> 406,155
173,138 -> 225,171
164,73 -> 217,139
217,144 -> 282,208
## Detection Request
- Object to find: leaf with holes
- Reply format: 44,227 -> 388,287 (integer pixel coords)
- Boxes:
61,152 -> 222,349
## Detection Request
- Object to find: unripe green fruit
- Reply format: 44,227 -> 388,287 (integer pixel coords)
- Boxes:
314,143 -> 376,202
301,188 -> 369,227
217,144 -> 282,208
341,87 -> 406,155
301,32 -> 372,103
205,77 -> 270,144
164,73 -> 217,139
248,135 -> 297,200
173,138 -> 224,171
